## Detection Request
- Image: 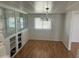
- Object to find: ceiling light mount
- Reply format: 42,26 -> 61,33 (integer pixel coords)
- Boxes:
46,7 -> 49,11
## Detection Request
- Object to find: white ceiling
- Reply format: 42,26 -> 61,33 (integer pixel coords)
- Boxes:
0,1 -> 79,14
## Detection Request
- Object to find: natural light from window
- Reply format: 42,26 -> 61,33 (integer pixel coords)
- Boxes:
35,17 -> 51,29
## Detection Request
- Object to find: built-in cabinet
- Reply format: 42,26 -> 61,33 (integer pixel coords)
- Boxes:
0,7 -> 28,57
5,9 -> 16,37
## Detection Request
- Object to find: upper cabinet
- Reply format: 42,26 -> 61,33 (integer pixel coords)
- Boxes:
0,8 -> 5,31
0,8 -> 6,41
5,9 -> 16,37
15,11 -> 20,32
17,13 -> 28,32
19,13 -> 24,31
23,14 -> 28,29
0,7 -> 28,37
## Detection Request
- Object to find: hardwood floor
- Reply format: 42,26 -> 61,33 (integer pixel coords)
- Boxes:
71,42 -> 79,57
15,40 -> 71,58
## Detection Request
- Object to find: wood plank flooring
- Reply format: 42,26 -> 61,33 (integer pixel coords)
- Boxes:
71,42 -> 79,57
14,40 -> 72,58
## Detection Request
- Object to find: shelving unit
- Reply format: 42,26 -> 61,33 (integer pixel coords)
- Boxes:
10,36 -> 16,57
9,33 -> 22,57
0,7 -> 28,58
18,33 -> 22,49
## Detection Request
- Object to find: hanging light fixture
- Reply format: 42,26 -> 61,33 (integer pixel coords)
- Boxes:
41,1 -> 49,21
45,7 -> 49,21
44,1 -> 49,21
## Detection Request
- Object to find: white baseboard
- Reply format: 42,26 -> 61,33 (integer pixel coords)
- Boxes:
61,41 -> 70,51
30,39 -> 60,41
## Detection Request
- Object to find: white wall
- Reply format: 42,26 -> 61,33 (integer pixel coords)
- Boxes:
63,11 -> 79,51
70,11 -> 79,42
22,29 -> 29,46
62,12 -> 72,50
54,14 -> 65,41
28,14 -> 64,41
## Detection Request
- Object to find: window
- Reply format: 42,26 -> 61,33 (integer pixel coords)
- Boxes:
35,18 -> 42,29
35,17 -> 51,29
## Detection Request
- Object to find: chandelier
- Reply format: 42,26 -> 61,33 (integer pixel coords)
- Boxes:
45,7 -> 49,21
42,1 -> 49,21
41,1 -> 49,21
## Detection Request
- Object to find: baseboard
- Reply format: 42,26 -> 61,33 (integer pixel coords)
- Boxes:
61,41 -> 70,52
30,39 -> 60,41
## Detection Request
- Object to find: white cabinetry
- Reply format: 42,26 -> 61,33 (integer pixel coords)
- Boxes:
0,7 -> 28,58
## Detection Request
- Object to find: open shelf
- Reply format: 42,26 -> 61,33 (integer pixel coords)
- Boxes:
10,47 -> 16,57
10,36 -> 16,57
18,42 -> 22,49
18,33 -> 22,49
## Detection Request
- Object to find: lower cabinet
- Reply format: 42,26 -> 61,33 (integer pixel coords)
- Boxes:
10,47 -> 16,57
18,33 -> 22,49
10,33 -> 22,57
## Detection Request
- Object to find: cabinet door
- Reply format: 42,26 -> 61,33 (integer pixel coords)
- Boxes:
0,8 -> 5,41
15,12 -> 24,32
15,11 -> 20,32
23,14 -> 28,29
19,13 -> 24,30
0,8 -> 5,32
5,9 -> 16,37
